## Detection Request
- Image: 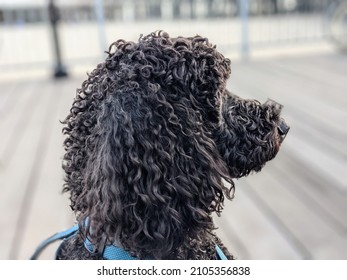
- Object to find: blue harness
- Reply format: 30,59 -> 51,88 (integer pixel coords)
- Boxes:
30,224 -> 228,260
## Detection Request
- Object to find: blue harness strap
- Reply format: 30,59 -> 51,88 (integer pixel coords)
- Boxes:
215,245 -> 228,260
31,224 -> 229,260
30,224 -> 79,260
84,237 -> 137,260
30,224 -> 137,260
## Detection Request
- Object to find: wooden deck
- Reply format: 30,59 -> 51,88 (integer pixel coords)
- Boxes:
0,52 -> 346,260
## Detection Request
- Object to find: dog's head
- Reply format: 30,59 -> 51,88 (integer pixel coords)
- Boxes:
62,31 -> 233,259
62,31 -> 288,259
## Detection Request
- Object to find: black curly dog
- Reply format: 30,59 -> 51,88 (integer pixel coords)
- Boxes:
57,31 -> 289,260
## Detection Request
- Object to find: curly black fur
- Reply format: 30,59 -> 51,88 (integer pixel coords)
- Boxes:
59,31 -> 288,260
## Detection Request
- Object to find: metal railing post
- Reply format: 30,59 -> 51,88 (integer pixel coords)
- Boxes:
48,0 -> 68,78
94,0 -> 108,57
239,0 -> 250,60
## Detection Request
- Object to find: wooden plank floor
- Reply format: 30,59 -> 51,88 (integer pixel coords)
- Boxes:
0,52 -> 346,260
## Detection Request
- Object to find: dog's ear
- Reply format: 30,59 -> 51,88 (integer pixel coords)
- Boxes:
213,91 -> 289,178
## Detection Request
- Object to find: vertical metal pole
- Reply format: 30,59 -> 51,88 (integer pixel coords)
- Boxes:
94,0 -> 108,57
239,0 -> 250,60
48,0 -> 68,78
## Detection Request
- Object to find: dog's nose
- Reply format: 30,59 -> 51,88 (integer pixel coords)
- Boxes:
278,118 -> 290,141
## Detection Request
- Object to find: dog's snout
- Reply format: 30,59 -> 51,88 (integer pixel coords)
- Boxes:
278,118 -> 290,140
